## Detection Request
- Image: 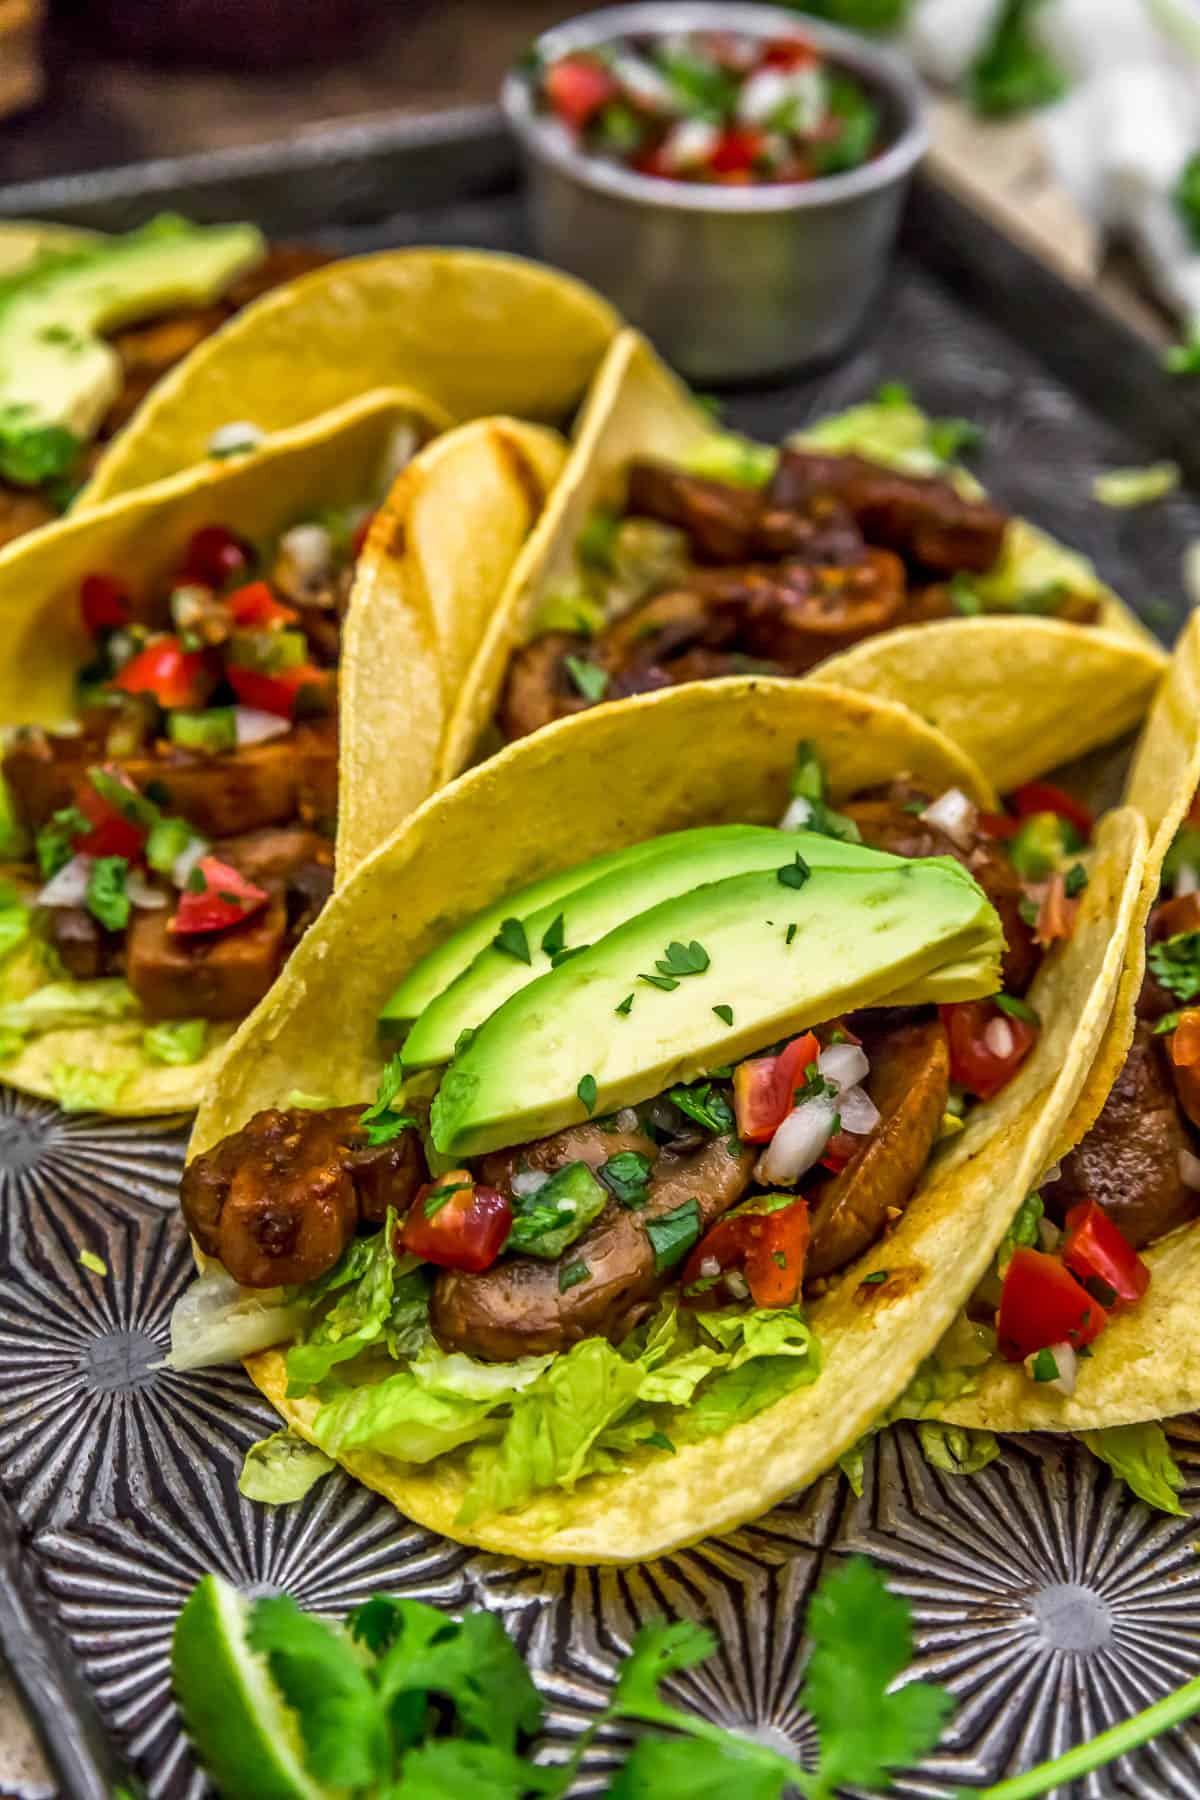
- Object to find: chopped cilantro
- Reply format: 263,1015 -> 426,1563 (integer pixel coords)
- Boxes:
540,912 -> 565,958
564,654 -> 609,703
1154,1012 -> 1182,1036
777,851 -> 811,891
928,417 -> 984,464
577,1073 -> 598,1115
655,939 -> 709,978
186,865 -> 207,894
1148,931 -> 1200,1004
551,943 -> 589,967
615,993 -> 635,1016
668,1081 -> 735,1135
785,923 -> 798,946
860,1270 -> 888,1286
559,1259 -> 591,1292
358,1052 -> 418,1147
639,971 -> 679,992
712,1003 -> 734,1026
642,1430 -> 676,1454
1030,1346 -> 1060,1382
645,1198 -> 702,1273
507,1162 -> 607,1257
599,1150 -> 652,1208
85,856 -> 131,932
35,806 -> 88,879
423,1179 -> 472,1219
995,993 -> 1040,1025
1063,862 -> 1088,899
493,916 -> 530,964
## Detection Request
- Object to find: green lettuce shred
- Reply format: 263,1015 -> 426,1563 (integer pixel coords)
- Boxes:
142,1019 -> 208,1066
1079,1423 -> 1187,1517
51,1063 -> 131,1112
238,1429 -> 336,1504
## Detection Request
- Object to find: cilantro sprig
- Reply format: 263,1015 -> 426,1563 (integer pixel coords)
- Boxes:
358,1052 -> 419,1147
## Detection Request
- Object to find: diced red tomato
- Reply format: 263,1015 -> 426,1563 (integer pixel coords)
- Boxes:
1032,871 -> 1078,949
940,1000 -> 1038,1101
73,767 -> 148,861
351,510 -> 378,559
681,1196 -> 810,1308
169,855 -> 269,937
112,637 -> 211,710
544,54 -> 618,128
762,35 -> 819,69
820,1129 -> 857,1175
996,1246 -> 1108,1361
226,660 -> 330,719
1011,782 -> 1092,841
79,573 -> 131,636
401,1171 -> 513,1273
183,525 -> 252,588
1166,1009 -> 1200,1128
733,1032 -> 820,1142
225,581 -> 298,629
978,811 -> 1020,841
1062,1200 -> 1149,1308
709,127 -> 764,176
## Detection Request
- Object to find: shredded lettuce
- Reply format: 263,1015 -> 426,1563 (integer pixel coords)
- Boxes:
0,977 -> 138,1034
0,781 -> 28,860
168,1267 -> 305,1371
794,393 -> 940,476
0,883 -> 30,963
239,1430 -> 336,1504
916,1422 -> 1000,1477
1093,464 -> 1180,509
308,1298 -> 819,1525
530,584 -> 606,639
142,1018 -> 207,1066
285,1224 -> 430,1397
681,432 -> 778,489
1079,1423 -> 1187,1517
51,1062 -> 130,1112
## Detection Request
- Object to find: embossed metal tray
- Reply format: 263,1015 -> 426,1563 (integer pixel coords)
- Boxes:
4,107 -> 1200,1800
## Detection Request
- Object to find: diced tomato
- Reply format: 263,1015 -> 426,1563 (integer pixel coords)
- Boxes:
544,54 -> 618,128
733,1032 -> 820,1142
681,1196 -> 810,1308
169,855 -> 269,937
401,1171 -> 513,1273
978,811 -> 1020,841
225,581 -> 298,629
1032,871 -> 1079,949
996,1246 -> 1108,1361
709,127 -> 764,175
820,1129 -> 857,1175
226,660 -> 330,719
761,36 -> 819,69
1062,1200 -> 1149,1308
632,146 -> 674,179
112,637 -> 211,710
79,572 -> 131,635
73,767 -> 148,861
182,525 -> 252,588
1011,782 -> 1092,841
940,1000 -> 1037,1101
1166,1008 -> 1200,1128
351,509 -> 378,559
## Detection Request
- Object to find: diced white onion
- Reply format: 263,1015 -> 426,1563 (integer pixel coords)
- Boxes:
280,522 -> 333,581
615,1107 -> 639,1132
699,1255 -> 721,1280
1175,863 -> 1200,897
818,1043 -> 870,1092
610,50 -> 676,112
738,65 -> 825,132
38,854 -> 93,908
234,706 -> 291,747
1042,1163 -> 1062,1185
511,1168 -> 550,1199
1180,1148 -> 1200,1189
125,870 -> 167,910
837,1085 -> 881,1137
1037,1218 -> 1063,1253
724,1270 -> 750,1300
660,118 -> 721,170
167,1267 -> 304,1371
171,836 -> 209,890
779,795 -> 813,832
756,1096 -> 838,1185
984,1016 -> 1016,1060
1024,1340 -> 1078,1397
920,787 -> 979,850
381,423 -> 421,487
207,421 -> 264,457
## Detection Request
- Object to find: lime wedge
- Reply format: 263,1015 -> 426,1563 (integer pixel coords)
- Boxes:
171,1573 -> 334,1800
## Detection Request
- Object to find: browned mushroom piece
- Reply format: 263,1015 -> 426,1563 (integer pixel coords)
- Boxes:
181,1104 -> 428,1287
496,630 -> 596,740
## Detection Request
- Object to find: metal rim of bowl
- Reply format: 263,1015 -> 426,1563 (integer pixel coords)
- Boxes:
501,1 -> 928,216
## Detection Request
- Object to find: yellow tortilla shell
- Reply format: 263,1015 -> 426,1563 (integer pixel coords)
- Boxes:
436,328 -> 1165,795
0,387 -> 449,1114
942,611 -> 1200,1435
80,250 -> 619,508
337,418 -> 567,879
187,679 -> 1146,1562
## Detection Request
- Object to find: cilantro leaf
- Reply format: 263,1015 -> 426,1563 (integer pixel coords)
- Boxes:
1148,931 -> 1200,1003
564,654 -> 609,704
599,1149 -> 652,1207
359,1051 -> 418,1146
35,805 -> 88,879
799,1557 -> 952,1798
494,917 -> 531,965
540,913 -> 565,958
85,855 -> 131,931
577,1072 -> 598,1115
391,1738 -> 560,1798
777,852 -> 810,890
656,939 -> 710,978
668,1081 -> 734,1135
966,0 -> 1068,117
644,1199 -> 702,1273
246,1593 -> 389,1787
353,1597 -> 543,1752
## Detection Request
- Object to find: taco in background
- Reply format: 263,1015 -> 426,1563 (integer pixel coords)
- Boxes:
0,386 -> 468,1114
0,215 -> 331,551
170,679 -> 1145,1562
434,330 -> 1165,795
921,613 -> 1200,1442
81,249 -> 621,510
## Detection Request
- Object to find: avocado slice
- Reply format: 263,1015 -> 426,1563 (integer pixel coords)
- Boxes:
430,855 -> 1003,1158
402,824 -> 911,1071
0,215 -> 265,485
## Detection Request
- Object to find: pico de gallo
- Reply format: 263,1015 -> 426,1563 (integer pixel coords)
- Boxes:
527,30 -> 883,186
498,404 -> 1104,743
0,505 -> 373,1044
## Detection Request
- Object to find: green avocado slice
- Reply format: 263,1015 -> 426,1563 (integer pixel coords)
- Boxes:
0,215 -> 265,480
430,854 -> 1003,1158
401,825 -> 911,1071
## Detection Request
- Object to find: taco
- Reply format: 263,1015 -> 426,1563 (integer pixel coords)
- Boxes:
917,613 -> 1200,1438
170,679 -> 1145,1562
433,330 -> 1166,796
0,391 -> 564,1113
81,249 -> 621,510
0,215 -> 331,551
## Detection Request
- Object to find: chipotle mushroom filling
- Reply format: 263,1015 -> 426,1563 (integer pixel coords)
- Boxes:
0,507 -> 369,1033
498,435 -> 1102,742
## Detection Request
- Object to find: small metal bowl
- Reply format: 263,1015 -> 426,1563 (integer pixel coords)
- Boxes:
502,2 -> 928,383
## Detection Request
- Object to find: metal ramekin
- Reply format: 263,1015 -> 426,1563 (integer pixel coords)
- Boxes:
502,2 -> 928,383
